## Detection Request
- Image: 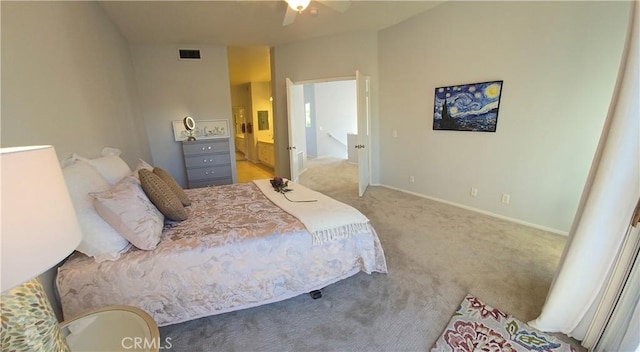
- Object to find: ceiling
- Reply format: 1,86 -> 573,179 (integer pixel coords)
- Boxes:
99,1 -> 443,85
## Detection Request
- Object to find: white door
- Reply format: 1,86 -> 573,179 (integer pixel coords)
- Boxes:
356,71 -> 371,197
591,216 -> 640,351
286,78 -> 305,182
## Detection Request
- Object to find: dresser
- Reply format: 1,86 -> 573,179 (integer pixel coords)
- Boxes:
182,139 -> 232,188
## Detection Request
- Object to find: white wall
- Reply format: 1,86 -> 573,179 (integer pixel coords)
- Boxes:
1,1 -> 151,320
0,1 -> 150,166
271,31 -> 379,180
130,44 -> 236,187
314,80 -> 357,159
377,1 -> 631,233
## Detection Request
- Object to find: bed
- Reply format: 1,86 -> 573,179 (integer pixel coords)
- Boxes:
56,170 -> 387,327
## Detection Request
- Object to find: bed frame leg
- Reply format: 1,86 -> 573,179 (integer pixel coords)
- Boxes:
309,290 -> 322,299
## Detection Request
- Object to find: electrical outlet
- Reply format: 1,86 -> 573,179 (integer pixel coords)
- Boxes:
410,176 -> 415,183
501,193 -> 510,204
470,188 -> 478,197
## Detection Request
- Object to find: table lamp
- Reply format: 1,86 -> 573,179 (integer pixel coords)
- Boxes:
0,146 -> 83,351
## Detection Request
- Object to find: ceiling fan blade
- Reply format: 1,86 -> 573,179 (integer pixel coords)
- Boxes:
318,0 -> 350,13
282,6 -> 297,26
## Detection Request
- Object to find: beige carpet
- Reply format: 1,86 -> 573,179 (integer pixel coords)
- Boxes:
160,157 -> 582,351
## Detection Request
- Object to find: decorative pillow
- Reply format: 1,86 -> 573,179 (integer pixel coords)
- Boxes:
139,169 -> 188,221
91,176 -> 164,250
62,160 -> 131,261
153,167 -> 191,206
74,153 -> 132,185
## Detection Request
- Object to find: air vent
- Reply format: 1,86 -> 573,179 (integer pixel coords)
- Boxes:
178,49 -> 201,60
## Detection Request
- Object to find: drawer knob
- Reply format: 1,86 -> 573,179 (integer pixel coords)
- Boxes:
203,159 -> 207,163
201,147 -> 205,151
208,146 -> 212,150
209,159 -> 213,162
205,171 -> 215,175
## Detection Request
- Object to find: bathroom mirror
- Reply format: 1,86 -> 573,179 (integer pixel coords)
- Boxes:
257,111 -> 269,131
233,107 -> 245,136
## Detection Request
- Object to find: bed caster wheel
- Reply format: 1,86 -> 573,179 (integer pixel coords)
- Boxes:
310,290 -> 322,299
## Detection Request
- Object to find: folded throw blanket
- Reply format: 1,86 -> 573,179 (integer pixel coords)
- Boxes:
253,179 -> 371,245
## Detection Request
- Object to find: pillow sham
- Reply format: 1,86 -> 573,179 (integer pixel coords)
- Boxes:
153,167 -> 191,206
139,169 -> 188,221
74,153 -> 132,185
62,160 -> 131,261
132,158 -> 154,181
91,176 -> 164,250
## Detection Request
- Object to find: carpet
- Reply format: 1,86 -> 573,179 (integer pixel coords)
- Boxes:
158,159 -> 582,351
431,294 -> 578,352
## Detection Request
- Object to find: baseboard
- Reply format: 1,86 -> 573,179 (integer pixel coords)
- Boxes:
374,183 -> 569,236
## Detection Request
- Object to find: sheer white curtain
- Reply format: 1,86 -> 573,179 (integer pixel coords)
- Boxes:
528,0 -> 639,341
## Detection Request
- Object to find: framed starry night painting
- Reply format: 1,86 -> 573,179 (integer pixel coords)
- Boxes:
433,80 -> 503,132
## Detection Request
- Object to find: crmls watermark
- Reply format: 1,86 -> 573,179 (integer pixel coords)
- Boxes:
121,337 -> 173,350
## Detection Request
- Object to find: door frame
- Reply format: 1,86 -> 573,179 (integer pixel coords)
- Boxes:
284,74 -> 372,192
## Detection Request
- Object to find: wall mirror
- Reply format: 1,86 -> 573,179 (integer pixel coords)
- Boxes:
233,107 -> 245,135
257,111 -> 269,131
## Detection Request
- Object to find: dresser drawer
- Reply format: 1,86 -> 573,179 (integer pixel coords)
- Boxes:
184,154 -> 231,168
186,165 -> 232,181
182,140 -> 230,156
188,178 -> 233,189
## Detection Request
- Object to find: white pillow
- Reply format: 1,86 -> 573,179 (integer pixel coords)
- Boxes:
132,158 -> 154,181
62,160 -> 131,261
79,154 -> 132,185
100,147 -> 122,157
91,176 -> 164,250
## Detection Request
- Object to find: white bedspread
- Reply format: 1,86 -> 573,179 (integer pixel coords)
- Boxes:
57,183 -> 387,326
253,179 -> 371,245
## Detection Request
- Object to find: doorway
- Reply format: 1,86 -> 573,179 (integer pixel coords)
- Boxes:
286,71 -> 371,196
227,46 -> 275,183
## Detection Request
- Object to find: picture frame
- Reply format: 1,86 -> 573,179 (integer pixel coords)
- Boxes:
257,110 -> 269,131
172,119 -> 230,141
433,80 -> 503,132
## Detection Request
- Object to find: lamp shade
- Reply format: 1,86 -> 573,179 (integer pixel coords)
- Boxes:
1,146 -> 82,292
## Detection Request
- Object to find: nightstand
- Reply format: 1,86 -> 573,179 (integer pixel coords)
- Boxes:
59,306 -> 161,352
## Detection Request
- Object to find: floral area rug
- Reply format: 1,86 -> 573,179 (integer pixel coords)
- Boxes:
431,294 -> 578,352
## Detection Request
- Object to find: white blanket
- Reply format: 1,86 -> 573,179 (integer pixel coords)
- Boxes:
253,179 -> 371,245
